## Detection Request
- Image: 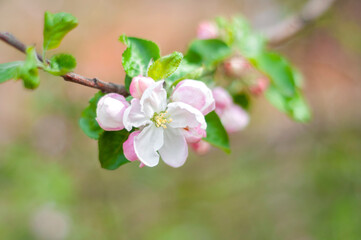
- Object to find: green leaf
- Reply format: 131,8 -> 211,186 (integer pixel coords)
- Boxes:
18,47 -> 40,89
0,61 -> 22,83
43,11 -> 78,51
203,111 -> 230,153
166,59 -> 202,83
147,51 -> 183,80
233,93 -> 251,110
119,35 -> 160,78
98,130 -> 130,170
185,39 -> 231,67
45,53 -> 76,76
265,85 -> 311,122
251,52 -> 296,97
124,75 -> 132,91
79,91 -> 105,139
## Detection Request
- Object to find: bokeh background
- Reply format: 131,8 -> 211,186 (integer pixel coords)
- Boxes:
1,0 -> 361,239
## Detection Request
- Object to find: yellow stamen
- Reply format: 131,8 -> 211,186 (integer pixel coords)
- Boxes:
152,111 -> 172,128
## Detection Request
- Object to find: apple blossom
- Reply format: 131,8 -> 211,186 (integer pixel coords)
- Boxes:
171,79 -> 215,115
96,93 -> 129,131
129,75 -> 155,99
123,80 -> 208,168
197,21 -> 218,39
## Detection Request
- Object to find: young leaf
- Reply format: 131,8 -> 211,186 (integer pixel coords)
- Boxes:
43,12 -> 78,51
185,39 -> 232,67
98,130 -> 130,170
147,52 -> 183,80
251,52 -> 296,97
166,59 -> 202,83
18,47 -> 40,89
45,53 -> 77,76
79,91 -> 105,139
203,111 -> 230,153
0,61 -> 22,83
119,35 -> 160,78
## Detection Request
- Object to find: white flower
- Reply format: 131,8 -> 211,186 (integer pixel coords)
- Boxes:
123,81 -> 207,168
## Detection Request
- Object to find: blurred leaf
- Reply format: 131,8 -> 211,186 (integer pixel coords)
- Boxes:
204,111 -> 230,153
119,35 -> 160,78
79,91 -> 105,139
185,39 -> 231,67
0,61 -> 22,83
266,85 -> 311,122
233,92 -> 251,110
45,53 -> 77,76
43,11 -> 78,51
252,52 -> 296,97
98,130 -> 130,170
18,47 -> 40,89
147,52 -> 183,80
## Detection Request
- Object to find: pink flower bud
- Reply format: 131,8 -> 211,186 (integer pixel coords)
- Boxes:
129,75 -> 155,99
219,104 -> 250,133
212,87 -> 233,112
190,140 -> 211,155
224,56 -> 251,77
123,131 -> 141,162
197,21 -> 218,39
249,77 -> 269,96
171,79 -> 215,115
96,93 -> 129,131
182,125 -> 207,143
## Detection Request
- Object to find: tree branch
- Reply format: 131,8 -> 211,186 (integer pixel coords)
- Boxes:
0,31 -> 129,96
264,0 -> 336,45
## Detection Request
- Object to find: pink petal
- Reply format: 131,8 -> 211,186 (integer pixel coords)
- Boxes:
190,140 -> 211,155
171,80 -> 215,115
123,131 -> 141,162
129,75 -> 155,99
212,87 -> 233,111
197,21 -> 218,40
96,93 -> 129,131
181,125 -> 206,143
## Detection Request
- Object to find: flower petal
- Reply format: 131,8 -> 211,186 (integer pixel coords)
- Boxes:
123,131 -> 141,162
219,104 -> 250,133
134,124 -> 164,167
123,98 -> 150,131
140,80 -> 167,118
167,102 -> 206,129
159,128 -> 188,168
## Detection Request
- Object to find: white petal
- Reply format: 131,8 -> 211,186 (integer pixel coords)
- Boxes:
123,98 -> 150,131
134,124 -> 164,167
159,128 -> 188,168
140,80 -> 167,118
167,102 -> 206,129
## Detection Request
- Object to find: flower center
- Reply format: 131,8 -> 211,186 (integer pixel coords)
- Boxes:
152,111 -> 172,128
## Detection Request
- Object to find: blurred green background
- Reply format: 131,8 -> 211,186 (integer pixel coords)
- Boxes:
1,0 -> 361,239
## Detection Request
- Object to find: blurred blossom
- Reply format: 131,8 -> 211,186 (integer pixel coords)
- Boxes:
190,140 -> 211,155
197,21 -> 218,39
224,56 -> 251,78
249,76 -> 269,96
30,204 -> 70,240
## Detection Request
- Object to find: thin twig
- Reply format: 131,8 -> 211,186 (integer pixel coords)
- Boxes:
264,0 -> 336,45
0,31 -> 129,96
